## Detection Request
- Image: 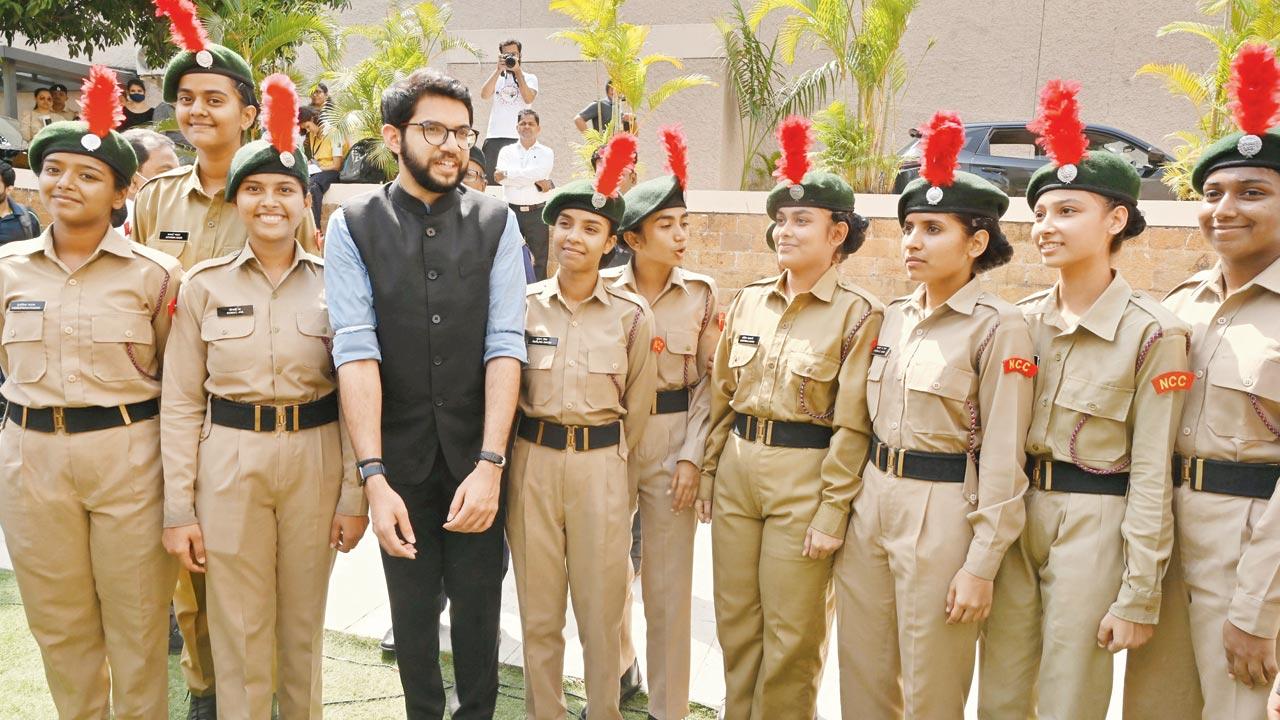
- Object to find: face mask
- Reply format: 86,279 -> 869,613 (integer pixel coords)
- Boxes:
129,92 -> 146,102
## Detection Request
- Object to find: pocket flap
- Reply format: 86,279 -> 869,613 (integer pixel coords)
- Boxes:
92,314 -> 154,345
1056,375 -> 1134,421
790,352 -> 839,382
201,315 -> 255,342
527,345 -> 556,370
2,310 -> 43,344
588,347 -> 628,374
728,343 -> 758,368
665,330 -> 697,356
906,362 -> 975,402
1212,357 -> 1280,402
295,311 -> 332,338
867,355 -> 887,382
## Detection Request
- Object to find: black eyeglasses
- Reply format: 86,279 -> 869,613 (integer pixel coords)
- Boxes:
402,120 -> 479,149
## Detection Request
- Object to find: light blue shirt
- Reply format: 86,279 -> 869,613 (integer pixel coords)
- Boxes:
324,200 -> 528,368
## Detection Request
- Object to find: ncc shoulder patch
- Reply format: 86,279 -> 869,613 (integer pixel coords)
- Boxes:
1003,357 -> 1037,377
651,336 -> 666,353
1152,371 -> 1195,394
717,311 -> 726,331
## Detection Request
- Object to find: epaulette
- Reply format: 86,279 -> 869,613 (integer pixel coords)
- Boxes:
605,283 -> 649,312
137,163 -> 194,194
974,290 -> 1025,324
0,238 -> 44,260
745,273 -> 781,288
1129,290 -> 1191,335
1162,268 -> 1215,301
836,276 -> 885,312
526,278 -> 553,297
129,241 -> 184,274
181,248 -> 240,281
1016,287 -> 1054,307
679,267 -> 717,291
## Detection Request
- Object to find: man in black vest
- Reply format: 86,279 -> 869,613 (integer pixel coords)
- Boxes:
324,68 -> 526,719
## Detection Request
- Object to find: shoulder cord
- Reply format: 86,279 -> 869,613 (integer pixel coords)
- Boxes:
798,306 -> 872,421
1249,393 -> 1280,438
964,323 -> 1000,465
126,269 -> 171,381
1067,329 -> 1164,475
611,306 -> 645,407
682,287 -> 715,390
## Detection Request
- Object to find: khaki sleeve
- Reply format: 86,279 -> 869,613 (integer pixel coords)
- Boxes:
809,301 -> 882,539
1230,483 -> 1280,637
622,305 -> 657,454
700,293 -> 742,501
1111,329 -> 1188,624
160,278 -> 211,528
297,208 -> 319,255
151,263 -> 182,368
133,182 -> 157,246
335,404 -> 368,517
964,318 -> 1034,580
679,282 -> 721,468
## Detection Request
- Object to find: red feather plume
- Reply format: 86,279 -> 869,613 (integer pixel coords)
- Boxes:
918,111 -> 965,188
594,132 -> 638,199
774,115 -> 811,185
1027,79 -> 1088,167
659,124 -> 689,190
260,74 -> 298,155
1230,42 -> 1280,135
154,0 -> 209,54
82,65 -> 125,138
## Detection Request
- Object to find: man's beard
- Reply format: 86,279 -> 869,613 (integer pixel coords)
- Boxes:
405,148 -> 464,194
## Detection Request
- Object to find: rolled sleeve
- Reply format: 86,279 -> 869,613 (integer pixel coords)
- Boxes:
323,208 -> 382,367
485,210 -> 528,364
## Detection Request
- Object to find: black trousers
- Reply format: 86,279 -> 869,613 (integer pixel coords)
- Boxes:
510,203 -> 549,280
382,452 -> 505,719
481,137 -> 517,184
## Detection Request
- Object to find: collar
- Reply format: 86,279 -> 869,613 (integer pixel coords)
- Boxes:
40,225 -> 134,263
543,273 -> 612,307
772,265 -> 839,303
177,160 -> 224,201
229,240 -> 310,276
609,261 -> 687,296
903,276 -> 982,317
389,179 -> 460,219
1034,272 -> 1133,340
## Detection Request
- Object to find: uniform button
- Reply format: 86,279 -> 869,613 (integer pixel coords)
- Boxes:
566,402 -> 575,409
568,360 -> 576,367
433,356 -> 443,366
434,398 -> 444,407
68,279 -> 77,286
915,329 -> 924,337
890,422 -> 899,429
275,367 -> 283,374
207,221 -> 215,228
612,362 -> 619,370
63,326 -> 72,335
1196,369 -> 1205,378
1040,398 -> 1049,407
571,321 -> 579,327
431,314 -> 441,324
221,329 -> 228,336
124,330 -> 134,338
1087,402 -> 1098,411
1217,317 -> 1228,325
272,292 -> 278,299
67,374 -> 77,382
932,382 -> 941,390
1030,443 -> 1042,453
1244,378 -> 1254,387
1182,427 -> 1192,436
426,228 -> 437,237
767,361 -> 775,369
271,327 -> 279,334
781,323 -> 791,330
897,374 -> 903,381
1054,353 -> 1061,361
968,493 -> 978,502
428,270 -> 439,280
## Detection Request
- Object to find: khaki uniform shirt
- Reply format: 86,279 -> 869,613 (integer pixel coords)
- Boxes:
602,263 -> 720,466
132,162 -> 319,269
0,227 -> 181,408
868,278 -> 1035,580
1164,257 -> 1280,637
521,275 -> 658,454
1019,272 -> 1190,623
161,242 -> 362,527
701,266 -> 884,539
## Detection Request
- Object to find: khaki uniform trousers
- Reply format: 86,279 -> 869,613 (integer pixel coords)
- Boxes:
174,568 -> 216,696
198,422 -> 343,719
836,463 -> 978,720
979,487 -> 1127,720
0,418 -> 176,720
508,436 -> 634,720
1122,538 -> 1203,720
1175,485 -> 1280,719
712,433 -> 834,720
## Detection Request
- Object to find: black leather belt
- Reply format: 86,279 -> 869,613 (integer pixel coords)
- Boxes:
510,202 -> 546,213
732,414 -> 832,449
517,416 -> 621,452
654,388 -> 690,414
209,393 -> 339,432
1026,457 -> 1129,496
5,398 -> 159,434
869,434 -> 967,482
1173,454 -> 1280,500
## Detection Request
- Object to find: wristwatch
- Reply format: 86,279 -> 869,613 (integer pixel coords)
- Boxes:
475,450 -> 507,468
357,457 -> 388,486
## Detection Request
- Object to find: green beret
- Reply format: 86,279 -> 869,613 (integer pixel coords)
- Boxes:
619,176 -> 684,234
1191,130 -> 1280,193
28,121 -> 137,183
1026,151 -> 1141,207
225,139 -> 309,200
765,171 -> 855,219
162,44 -> 256,104
542,178 -> 625,229
898,170 -> 1009,224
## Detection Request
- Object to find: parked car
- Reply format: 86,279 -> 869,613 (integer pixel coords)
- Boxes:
0,116 -> 26,162
893,121 -> 1173,200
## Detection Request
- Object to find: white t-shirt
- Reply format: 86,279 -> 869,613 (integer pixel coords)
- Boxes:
485,71 -> 539,140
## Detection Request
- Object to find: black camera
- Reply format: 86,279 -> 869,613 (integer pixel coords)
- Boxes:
502,53 -> 517,69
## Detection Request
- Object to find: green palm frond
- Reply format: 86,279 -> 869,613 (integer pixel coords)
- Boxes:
1135,62 -> 1210,107
648,75 -> 716,110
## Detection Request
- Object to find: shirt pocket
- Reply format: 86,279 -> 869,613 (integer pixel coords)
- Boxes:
1052,374 -> 1134,465
585,347 -> 628,410
200,314 -> 256,375
294,311 -> 333,370
151,239 -> 188,260
1207,357 -> 1280,441
524,344 -> 557,407
2,309 -> 47,383
659,330 -> 698,387
91,313 -> 154,382
866,354 -> 888,421
727,341 -> 759,387
905,361 -> 975,436
791,351 -> 840,420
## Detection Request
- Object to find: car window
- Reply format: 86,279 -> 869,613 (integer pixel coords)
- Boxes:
984,128 -> 1041,159
1087,131 -> 1150,167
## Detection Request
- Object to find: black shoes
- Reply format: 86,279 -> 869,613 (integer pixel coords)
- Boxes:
379,626 -> 395,654
578,660 -> 645,719
168,605 -> 183,655
186,694 -> 216,720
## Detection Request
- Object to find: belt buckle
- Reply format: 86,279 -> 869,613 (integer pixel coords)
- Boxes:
1192,456 -> 1205,492
565,425 -> 578,452
761,419 -> 773,446
274,404 -> 295,433
1041,460 -> 1053,491
52,407 -> 65,434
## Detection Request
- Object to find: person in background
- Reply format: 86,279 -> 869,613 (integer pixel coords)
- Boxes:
49,82 -> 78,116
0,161 -> 41,244
575,80 -> 636,135
121,78 -> 155,130
479,38 -> 538,183
309,82 -> 330,114
122,128 -> 181,238
299,105 -> 348,227
468,145 -> 536,284
19,88 -> 71,141
495,108 -> 553,279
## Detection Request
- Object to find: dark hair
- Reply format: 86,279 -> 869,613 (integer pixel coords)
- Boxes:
49,83 -> 67,92
605,79 -> 613,91
1104,198 -> 1147,251
298,105 -> 319,125
109,171 -> 130,227
313,82 -> 328,94
516,108 -> 539,125
830,210 -> 869,260
590,148 -> 602,170
126,77 -> 146,92
0,162 -> 13,189
499,39 -> 522,53
122,128 -> 175,170
33,88 -> 51,107
381,68 -> 473,130
955,213 -> 1014,273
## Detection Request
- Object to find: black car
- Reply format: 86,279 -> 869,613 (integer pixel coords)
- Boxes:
893,122 -> 1173,200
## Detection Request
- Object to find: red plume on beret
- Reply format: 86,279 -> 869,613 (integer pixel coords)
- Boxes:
1230,42 -> 1280,135
82,65 -> 124,139
154,0 -> 209,54
774,115 -> 811,185
595,132 -> 638,199
1027,79 -> 1088,168
918,111 -> 965,188
659,124 -> 689,190
260,74 -> 298,156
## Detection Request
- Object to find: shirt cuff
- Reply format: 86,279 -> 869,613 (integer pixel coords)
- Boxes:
809,502 -> 849,539
1110,582 -> 1162,625
484,329 -> 528,364
962,543 -> 1004,582
333,327 -> 382,367
164,505 -> 198,529
699,473 -> 714,501
1229,590 -> 1280,639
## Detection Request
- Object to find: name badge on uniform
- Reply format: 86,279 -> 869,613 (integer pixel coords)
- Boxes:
737,334 -> 760,346
871,344 -> 891,357
527,335 -> 558,346
158,231 -> 190,242
216,305 -> 254,317
7,300 -> 45,312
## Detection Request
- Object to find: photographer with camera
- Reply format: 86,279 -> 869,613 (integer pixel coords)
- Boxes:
480,38 -> 538,183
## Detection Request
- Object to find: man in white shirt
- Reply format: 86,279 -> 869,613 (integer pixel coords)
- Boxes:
495,109 -> 554,280
480,38 -> 538,184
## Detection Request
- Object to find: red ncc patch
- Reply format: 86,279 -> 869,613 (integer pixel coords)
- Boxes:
651,337 -> 666,353
167,294 -> 178,318
1003,357 -> 1037,377
1152,371 -> 1195,394
716,312 -> 726,331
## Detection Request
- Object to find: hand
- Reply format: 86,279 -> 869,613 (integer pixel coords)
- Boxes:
1096,612 -> 1155,653
803,527 -> 843,559
668,460 -> 698,513
1268,675 -> 1280,719
695,498 -> 712,523
315,229 -> 325,253
329,513 -> 369,553
945,569 -> 994,624
442,461 -> 501,533
535,179 -> 554,192
366,476 -> 417,559
163,524 -> 207,574
494,170 -> 507,183
1224,619 -> 1279,688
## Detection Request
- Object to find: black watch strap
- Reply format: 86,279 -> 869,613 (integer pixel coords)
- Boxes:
357,461 -> 388,486
475,450 -> 506,468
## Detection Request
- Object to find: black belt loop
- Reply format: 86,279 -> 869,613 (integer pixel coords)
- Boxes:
653,388 -> 691,415
731,414 -> 831,449
1025,457 -> 1129,496
1173,454 -> 1280,500
517,415 -> 621,452
867,433 -> 967,483
4,398 -> 160,434
209,393 -> 339,433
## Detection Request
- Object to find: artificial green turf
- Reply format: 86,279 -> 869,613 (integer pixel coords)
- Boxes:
0,570 -> 716,718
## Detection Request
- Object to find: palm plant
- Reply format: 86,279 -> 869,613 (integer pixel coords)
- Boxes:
1137,0 -> 1280,198
717,0 -> 786,189
201,0 -> 342,82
